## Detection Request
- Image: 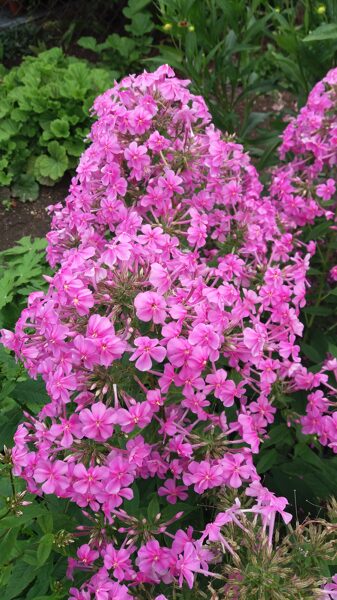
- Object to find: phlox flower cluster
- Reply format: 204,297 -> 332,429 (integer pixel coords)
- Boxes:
1,65 -> 336,598
270,67 -> 337,229
269,67 -> 337,454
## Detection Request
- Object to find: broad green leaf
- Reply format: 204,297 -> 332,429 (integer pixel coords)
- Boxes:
77,36 -> 99,52
49,118 -> 70,138
38,511 -> 54,534
11,174 -> 39,202
34,141 -> 68,182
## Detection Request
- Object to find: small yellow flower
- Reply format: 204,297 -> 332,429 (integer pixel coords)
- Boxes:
163,23 -> 173,32
316,3 -> 326,14
188,24 -> 195,32
275,6 -> 281,12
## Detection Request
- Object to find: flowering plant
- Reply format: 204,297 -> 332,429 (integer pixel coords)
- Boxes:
1,65 -> 336,598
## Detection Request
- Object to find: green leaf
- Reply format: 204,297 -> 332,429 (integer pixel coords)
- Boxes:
303,23 -> 337,42
147,496 -> 160,521
49,118 -> 70,138
77,36 -> 99,52
34,141 -> 68,182
305,220 -> 331,241
11,174 -> 39,202
3,560 -> 36,600
0,120 -> 19,142
0,504 -> 48,529
256,448 -> 280,474
38,511 -> 53,534
12,378 -> 49,414
0,271 -> 15,310
304,306 -> 332,316
36,533 -> 54,566
65,138 -> 85,157
301,342 -> 323,364
123,0 -> 152,18
0,529 -> 18,565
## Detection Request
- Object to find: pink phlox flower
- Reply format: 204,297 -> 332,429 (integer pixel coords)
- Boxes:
221,453 -> 252,488
34,459 -> 68,494
101,234 -> 132,267
183,460 -> 223,493
114,402 -> 153,433
243,323 -> 267,357
50,414 -> 82,448
136,540 -> 169,582
79,402 -> 115,441
134,292 -> 167,324
158,478 -> 188,504
130,336 -> 166,371
103,544 -> 135,581
77,544 -> 99,566
175,542 -> 200,589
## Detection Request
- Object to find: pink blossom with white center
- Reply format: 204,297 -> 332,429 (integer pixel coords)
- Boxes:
124,141 -> 150,176
77,544 -> 99,566
50,414 -> 82,448
103,544 -> 135,581
86,314 -> 114,339
72,463 -> 108,495
243,324 -> 267,357
158,168 -> 184,196
130,336 -> 166,371
158,478 -> 188,504
134,291 -> 167,324
221,453 -> 252,488
175,542 -> 201,589
136,540 -> 169,582
205,369 -> 236,406
79,402 -> 115,441
101,234 -> 132,267
34,459 -> 68,494
97,334 -> 127,367
316,178 -> 336,201
188,323 -> 220,353
114,402 -> 153,433
183,460 -> 223,493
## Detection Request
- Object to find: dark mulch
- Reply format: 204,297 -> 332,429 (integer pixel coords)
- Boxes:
0,177 -> 70,252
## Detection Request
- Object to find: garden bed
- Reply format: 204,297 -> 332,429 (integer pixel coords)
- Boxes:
0,178 -> 69,251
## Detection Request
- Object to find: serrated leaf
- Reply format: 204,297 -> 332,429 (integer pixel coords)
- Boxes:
49,118 -> 70,138
77,36 -> 99,52
11,174 -> 39,202
0,271 -> 15,310
34,141 -> 68,182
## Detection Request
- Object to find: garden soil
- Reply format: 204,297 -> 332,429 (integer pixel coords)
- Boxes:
0,177 -> 70,251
